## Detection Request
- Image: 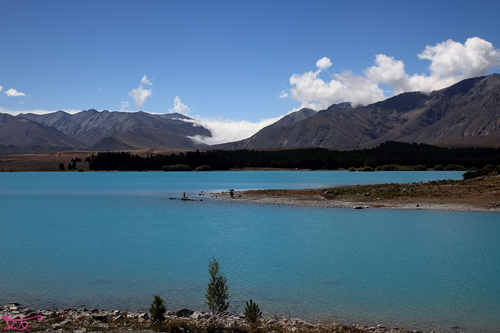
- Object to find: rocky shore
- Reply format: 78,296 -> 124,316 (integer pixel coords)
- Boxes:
211,190 -> 483,211
0,303 -> 441,333
211,175 -> 500,212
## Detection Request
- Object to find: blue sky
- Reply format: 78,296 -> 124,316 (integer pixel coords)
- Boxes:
1,0 -> 500,144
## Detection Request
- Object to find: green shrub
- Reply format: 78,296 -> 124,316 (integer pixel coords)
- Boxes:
434,164 -> 445,171
205,258 -> 230,314
195,165 -> 212,171
162,164 -> 191,171
149,296 -> 167,323
376,164 -> 400,171
413,165 -> 428,171
359,166 -> 374,172
244,299 -> 262,324
445,164 -> 466,171
348,167 -> 357,172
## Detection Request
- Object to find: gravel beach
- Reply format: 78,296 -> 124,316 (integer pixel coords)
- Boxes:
211,175 -> 500,212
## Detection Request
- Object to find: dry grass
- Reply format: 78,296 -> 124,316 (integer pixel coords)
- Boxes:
0,151 -> 94,172
0,149 -> 190,172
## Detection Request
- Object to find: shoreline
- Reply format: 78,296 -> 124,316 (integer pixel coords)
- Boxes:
0,303 -> 462,333
211,175 -> 500,212
211,190 -> 492,212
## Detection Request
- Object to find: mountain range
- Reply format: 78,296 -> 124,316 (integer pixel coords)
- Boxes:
0,110 -> 211,154
220,73 -> 500,149
1,73 -> 500,154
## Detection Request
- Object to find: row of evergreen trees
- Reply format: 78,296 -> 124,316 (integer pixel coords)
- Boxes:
85,141 -> 500,171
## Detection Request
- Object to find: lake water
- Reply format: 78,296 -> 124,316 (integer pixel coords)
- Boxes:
1,171 -> 499,332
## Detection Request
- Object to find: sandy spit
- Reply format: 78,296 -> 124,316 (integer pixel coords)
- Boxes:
211,190 -> 498,212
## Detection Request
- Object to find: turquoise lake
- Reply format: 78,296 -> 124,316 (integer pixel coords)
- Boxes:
1,171 -> 499,332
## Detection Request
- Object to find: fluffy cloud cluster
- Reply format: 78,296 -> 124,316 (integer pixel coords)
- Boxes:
288,37 -> 500,109
128,75 -> 153,107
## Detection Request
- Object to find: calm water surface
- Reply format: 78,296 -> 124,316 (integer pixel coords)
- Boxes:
1,171 -> 499,332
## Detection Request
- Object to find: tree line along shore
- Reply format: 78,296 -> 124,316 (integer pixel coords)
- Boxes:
84,141 -> 500,172
1,141 -> 499,172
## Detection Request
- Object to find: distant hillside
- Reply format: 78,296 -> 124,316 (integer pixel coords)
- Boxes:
220,74 -> 500,149
0,110 -> 211,154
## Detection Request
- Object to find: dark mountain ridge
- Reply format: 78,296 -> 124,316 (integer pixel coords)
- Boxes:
0,110 -> 211,154
1,74 -> 500,154
220,74 -> 500,149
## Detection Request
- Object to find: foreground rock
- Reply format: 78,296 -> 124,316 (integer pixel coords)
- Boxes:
1,303 -> 429,333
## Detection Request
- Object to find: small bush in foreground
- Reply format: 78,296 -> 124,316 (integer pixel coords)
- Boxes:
150,295 -> 167,323
205,258 -> 230,314
244,299 -> 262,325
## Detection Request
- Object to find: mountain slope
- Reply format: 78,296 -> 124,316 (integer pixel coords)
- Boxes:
17,110 -> 211,151
0,113 -> 87,154
221,74 -> 500,149
265,108 -> 317,129
215,108 -> 319,149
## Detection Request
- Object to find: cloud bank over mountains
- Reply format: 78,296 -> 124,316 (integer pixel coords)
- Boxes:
287,37 -> 500,110
188,116 -> 283,146
164,96 -> 283,145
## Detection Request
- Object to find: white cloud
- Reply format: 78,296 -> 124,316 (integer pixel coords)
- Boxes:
120,101 -> 129,111
365,54 -> 409,94
286,37 -> 500,110
279,90 -> 288,98
6,88 -> 26,97
0,86 -> 3,92
141,75 -> 152,86
188,115 -> 283,145
165,96 -> 283,144
316,57 -> 332,70
128,75 -> 153,107
288,59 -> 385,109
169,96 -> 191,115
